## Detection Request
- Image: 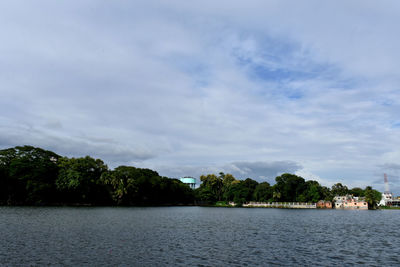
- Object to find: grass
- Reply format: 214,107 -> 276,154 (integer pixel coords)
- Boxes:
380,206 -> 400,209
214,201 -> 230,207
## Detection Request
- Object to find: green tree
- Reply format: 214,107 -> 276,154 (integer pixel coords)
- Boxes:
133,169 -> 163,204
364,186 -> 381,209
0,148 -> 15,204
273,173 -> 306,202
199,174 -> 223,202
229,181 -> 248,206
349,187 -> 365,197
158,177 -> 194,205
221,173 -> 236,201
222,173 -> 235,185
194,186 -> 216,204
331,183 -> 349,196
242,178 -> 259,201
301,180 -> 321,203
56,156 -> 109,204
272,190 -> 281,201
100,166 -> 140,204
320,186 -> 333,201
253,182 -> 272,202
102,166 -> 195,205
0,146 -> 60,205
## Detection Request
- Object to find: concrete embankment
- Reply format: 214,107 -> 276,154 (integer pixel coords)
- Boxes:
242,202 -> 316,209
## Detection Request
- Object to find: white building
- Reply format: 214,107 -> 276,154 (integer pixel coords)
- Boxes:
378,192 -> 393,206
378,192 -> 400,207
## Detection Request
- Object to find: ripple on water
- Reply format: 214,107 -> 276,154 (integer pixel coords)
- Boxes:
1,207 -> 400,266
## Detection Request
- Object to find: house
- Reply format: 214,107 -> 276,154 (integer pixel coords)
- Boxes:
334,195 -> 368,209
378,192 -> 400,207
316,200 -> 332,209
378,192 -> 393,206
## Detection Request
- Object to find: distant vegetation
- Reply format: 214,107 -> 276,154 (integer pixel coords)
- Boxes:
195,172 -> 381,208
0,145 -> 381,207
0,146 -> 193,206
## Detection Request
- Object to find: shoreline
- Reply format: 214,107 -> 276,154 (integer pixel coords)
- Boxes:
0,204 -> 386,210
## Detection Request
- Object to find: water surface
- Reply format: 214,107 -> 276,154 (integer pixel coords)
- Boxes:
0,207 -> 399,266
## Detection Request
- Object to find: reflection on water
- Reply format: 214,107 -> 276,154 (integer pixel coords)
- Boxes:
0,207 -> 399,266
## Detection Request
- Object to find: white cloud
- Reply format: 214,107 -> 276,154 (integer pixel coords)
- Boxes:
1,1 -> 400,192
151,160 -> 302,184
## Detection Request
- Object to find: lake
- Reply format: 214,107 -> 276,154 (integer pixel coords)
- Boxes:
0,207 -> 399,266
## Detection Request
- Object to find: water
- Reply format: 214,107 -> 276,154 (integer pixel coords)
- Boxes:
0,207 -> 399,266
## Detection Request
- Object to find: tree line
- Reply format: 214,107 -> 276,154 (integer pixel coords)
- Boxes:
0,145 -> 381,207
0,146 -> 194,205
195,172 -> 382,208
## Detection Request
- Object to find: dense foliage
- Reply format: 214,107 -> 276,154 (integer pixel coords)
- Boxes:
100,166 -> 194,205
0,146 -> 382,208
195,172 -> 382,208
0,146 -> 194,205
0,146 -> 60,205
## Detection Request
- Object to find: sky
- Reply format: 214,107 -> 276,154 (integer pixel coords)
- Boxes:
1,1 -> 400,193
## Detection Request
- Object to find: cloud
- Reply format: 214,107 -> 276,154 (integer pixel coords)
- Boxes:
224,161 -> 302,182
1,1 -> 400,192
150,160 -> 302,184
380,163 -> 400,172
0,122 -> 157,165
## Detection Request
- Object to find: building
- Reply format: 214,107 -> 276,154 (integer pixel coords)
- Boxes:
317,200 -> 332,209
334,195 -> 368,209
179,176 -> 196,189
377,173 -> 400,207
378,192 -> 400,207
378,192 -> 393,206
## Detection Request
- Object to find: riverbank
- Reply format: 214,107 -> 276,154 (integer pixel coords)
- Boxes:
379,206 -> 400,209
213,201 -> 318,209
0,201 -> 388,210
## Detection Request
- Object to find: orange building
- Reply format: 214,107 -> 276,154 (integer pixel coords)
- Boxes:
317,200 -> 332,209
